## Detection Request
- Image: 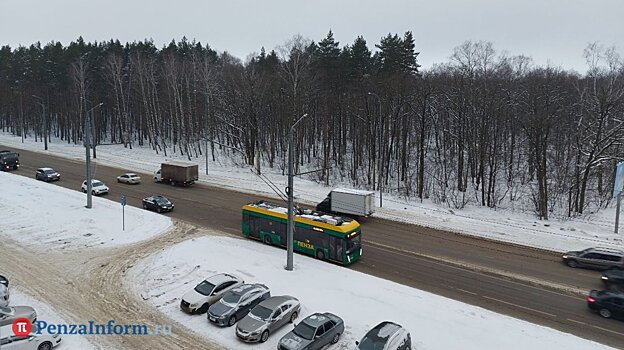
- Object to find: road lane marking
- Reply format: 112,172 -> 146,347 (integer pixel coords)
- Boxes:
457,288 -> 478,296
365,241 -> 587,297
566,318 -> 587,326
590,325 -> 624,337
482,295 -> 556,318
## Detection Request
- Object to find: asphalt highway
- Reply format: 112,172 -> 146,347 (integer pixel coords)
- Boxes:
5,145 -> 624,348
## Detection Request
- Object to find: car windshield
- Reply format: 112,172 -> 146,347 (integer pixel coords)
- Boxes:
293,321 -> 316,340
221,291 -> 243,304
155,197 -> 170,205
194,281 -> 215,296
250,305 -> 273,321
44,169 -> 56,174
357,336 -> 386,350
128,174 -> 139,178
92,181 -> 104,187
346,231 -> 361,254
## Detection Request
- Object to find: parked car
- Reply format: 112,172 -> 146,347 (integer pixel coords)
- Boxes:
562,247 -> 624,270
35,168 -> 60,182
602,269 -> 624,289
117,173 -> 141,184
0,333 -> 62,350
587,289 -> 624,320
236,295 -> 300,343
180,273 -> 244,314
142,195 -> 174,213
81,179 -> 109,196
207,283 -> 270,327
0,306 -> 37,328
278,312 -> 344,350
0,284 -> 8,308
356,321 -> 412,350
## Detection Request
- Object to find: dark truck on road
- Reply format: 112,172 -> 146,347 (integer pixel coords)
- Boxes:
0,150 -> 19,171
154,161 -> 199,186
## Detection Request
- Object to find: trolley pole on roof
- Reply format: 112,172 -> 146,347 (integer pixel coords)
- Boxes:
286,113 -> 309,271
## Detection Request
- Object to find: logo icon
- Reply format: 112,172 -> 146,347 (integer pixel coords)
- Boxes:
12,318 -> 33,336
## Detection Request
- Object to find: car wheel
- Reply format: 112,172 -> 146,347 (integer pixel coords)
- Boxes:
290,311 -> 298,323
157,207 -> 162,213
263,235 -> 272,245
228,315 -> 237,327
260,330 -> 269,343
331,333 -> 341,344
566,260 -> 578,268
197,303 -> 209,314
92,190 -> 96,195
316,249 -> 325,260
37,342 -> 53,350
599,308 -> 612,318
143,203 -> 148,209
82,188 -> 86,193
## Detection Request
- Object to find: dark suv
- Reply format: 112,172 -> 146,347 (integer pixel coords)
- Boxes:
562,248 -> 624,270
587,290 -> 624,320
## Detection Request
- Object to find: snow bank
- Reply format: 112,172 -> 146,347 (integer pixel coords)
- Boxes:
0,171 -> 172,250
130,235 -> 612,350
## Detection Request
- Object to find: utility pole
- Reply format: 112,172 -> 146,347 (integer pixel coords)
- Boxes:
615,161 -> 624,234
32,95 -> 48,150
616,193 -> 622,234
368,92 -> 383,208
84,102 -> 103,209
286,113 -> 309,271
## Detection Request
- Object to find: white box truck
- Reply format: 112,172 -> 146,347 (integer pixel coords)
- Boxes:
316,188 -> 375,217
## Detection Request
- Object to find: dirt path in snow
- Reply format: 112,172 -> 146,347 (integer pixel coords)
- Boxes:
0,221 -> 226,350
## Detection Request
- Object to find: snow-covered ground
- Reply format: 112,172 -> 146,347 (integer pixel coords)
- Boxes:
1,132 -> 622,253
0,289 -> 96,350
130,235 -> 613,350
0,170 -> 172,250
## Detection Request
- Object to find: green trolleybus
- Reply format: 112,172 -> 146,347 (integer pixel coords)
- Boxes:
242,201 -> 362,265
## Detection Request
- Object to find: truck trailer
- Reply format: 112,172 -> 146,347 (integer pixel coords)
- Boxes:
316,188 -> 375,217
154,161 -> 199,186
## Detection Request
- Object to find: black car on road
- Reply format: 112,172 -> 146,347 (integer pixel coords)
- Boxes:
35,167 -> 61,182
587,290 -> 624,320
142,195 -> 174,213
602,269 -> 624,289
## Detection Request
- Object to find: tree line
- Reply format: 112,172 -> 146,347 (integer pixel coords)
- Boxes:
0,33 -> 622,219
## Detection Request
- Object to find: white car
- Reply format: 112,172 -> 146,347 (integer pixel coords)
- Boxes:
117,173 -> 141,184
81,179 -> 109,195
180,273 -> 244,314
0,333 -> 62,350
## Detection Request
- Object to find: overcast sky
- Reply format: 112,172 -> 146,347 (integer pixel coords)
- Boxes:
1,0 -> 623,73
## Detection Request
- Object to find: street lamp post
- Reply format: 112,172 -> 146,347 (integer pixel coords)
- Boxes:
84,102 -> 103,209
32,95 -> 48,150
368,92 -> 383,208
286,113 -> 309,271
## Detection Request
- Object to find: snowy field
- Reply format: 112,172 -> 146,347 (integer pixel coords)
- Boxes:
1,132 -> 622,253
129,235 -> 612,350
0,170 -> 172,250
0,289 -> 96,350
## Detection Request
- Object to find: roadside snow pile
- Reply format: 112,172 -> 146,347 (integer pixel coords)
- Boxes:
0,171 -> 172,250
130,235 -> 612,350
1,289 -> 96,350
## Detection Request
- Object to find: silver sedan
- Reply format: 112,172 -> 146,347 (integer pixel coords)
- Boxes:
235,295 -> 300,343
117,173 -> 142,184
